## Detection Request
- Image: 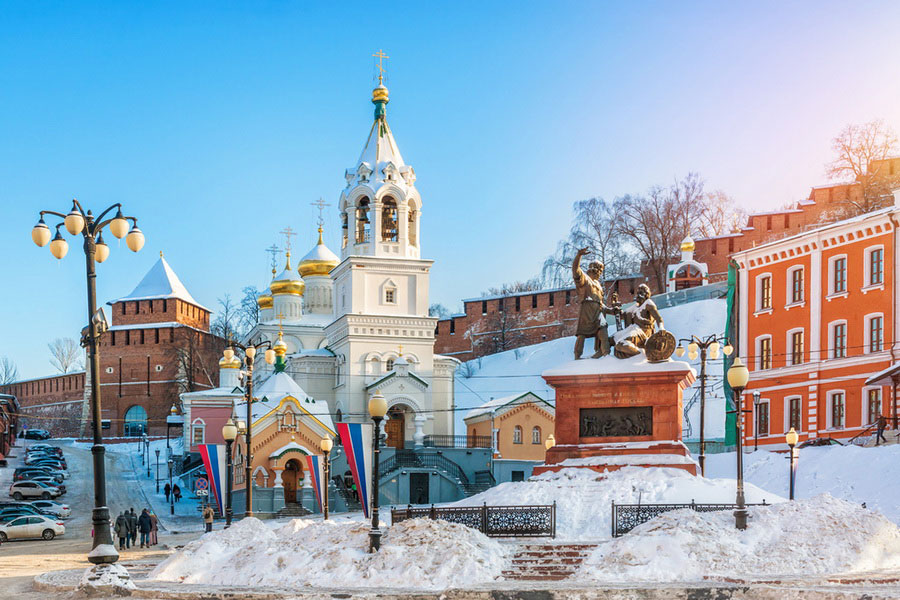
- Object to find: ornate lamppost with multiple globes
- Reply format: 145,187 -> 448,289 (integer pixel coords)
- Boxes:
785,427 -> 799,501
221,417 -> 238,527
320,436 -> 333,520
675,336 -> 733,476
368,390 -> 387,552
31,200 -> 144,566
221,341 -> 275,517
726,356 -> 751,530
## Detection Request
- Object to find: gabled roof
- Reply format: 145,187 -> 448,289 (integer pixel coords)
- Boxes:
236,371 -> 335,434
112,256 -> 207,310
464,391 -> 554,422
364,370 -> 429,390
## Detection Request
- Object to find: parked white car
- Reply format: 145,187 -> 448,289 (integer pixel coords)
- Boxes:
0,514 -> 65,541
9,481 -> 61,500
28,500 -> 71,519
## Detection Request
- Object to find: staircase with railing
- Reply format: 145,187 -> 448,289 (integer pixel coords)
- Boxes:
379,450 -> 491,497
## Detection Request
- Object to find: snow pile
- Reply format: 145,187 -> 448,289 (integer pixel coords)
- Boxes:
706,443 -> 900,523
451,467 -> 779,541
582,494 -> 900,581
150,516 -> 509,590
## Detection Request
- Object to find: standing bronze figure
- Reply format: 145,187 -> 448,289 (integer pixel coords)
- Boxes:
572,247 -> 616,359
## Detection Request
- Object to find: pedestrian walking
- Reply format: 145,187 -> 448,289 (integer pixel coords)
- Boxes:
173,484 -> 182,503
202,504 -> 214,533
164,482 -> 171,502
126,508 -> 137,547
876,415 -> 888,445
114,511 -> 129,550
149,510 -> 158,546
138,509 -> 153,548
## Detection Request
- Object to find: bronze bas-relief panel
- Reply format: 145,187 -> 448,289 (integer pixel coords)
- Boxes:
579,407 -> 652,438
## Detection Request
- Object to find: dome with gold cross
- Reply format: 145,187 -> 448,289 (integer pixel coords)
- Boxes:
298,227 -> 339,277
257,268 -> 276,310
270,251 -> 305,296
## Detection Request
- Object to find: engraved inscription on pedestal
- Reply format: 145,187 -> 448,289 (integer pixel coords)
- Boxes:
579,407 -> 652,438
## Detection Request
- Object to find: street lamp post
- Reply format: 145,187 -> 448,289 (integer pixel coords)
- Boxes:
320,436 -> 333,520
221,340 -> 276,518
222,418 -> 237,528
785,427 -> 799,501
752,391 -> 761,451
168,458 -> 174,515
31,199 -> 143,566
675,336 -> 734,476
145,435 -> 151,478
368,390 -> 387,552
155,448 -> 160,493
727,357 -> 751,530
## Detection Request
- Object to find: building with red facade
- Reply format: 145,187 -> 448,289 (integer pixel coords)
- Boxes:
732,195 -> 900,448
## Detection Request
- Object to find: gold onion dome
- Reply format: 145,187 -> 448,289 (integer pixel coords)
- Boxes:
273,331 -> 288,356
257,268 -> 275,309
372,83 -> 389,104
218,354 -> 241,369
680,236 -> 695,253
298,228 -> 340,277
269,252 -> 305,296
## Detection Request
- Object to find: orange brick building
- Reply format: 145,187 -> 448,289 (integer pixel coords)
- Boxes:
464,392 -> 555,461
733,198 -> 899,447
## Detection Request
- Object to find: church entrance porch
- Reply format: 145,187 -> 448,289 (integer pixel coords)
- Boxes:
283,458 -> 303,504
385,407 -> 406,449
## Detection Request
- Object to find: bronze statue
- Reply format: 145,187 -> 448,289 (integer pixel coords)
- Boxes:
613,284 -> 665,358
572,247 -> 616,359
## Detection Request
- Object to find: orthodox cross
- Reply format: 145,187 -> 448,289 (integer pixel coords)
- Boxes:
398,344 -> 403,357
265,244 -> 280,273
275,311 -> 285,334
311,198 -> 331,229
279,226 -> 296,253
373,49 -> 389,85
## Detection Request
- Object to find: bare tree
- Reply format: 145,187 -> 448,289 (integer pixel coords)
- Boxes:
827,119 -> 900,216
0,357 -> 18,385
479,308 -> 525,354
237,286 -> 260,334
211,294 -> 240,342
173,327 -> 224,395
429,303 -> 451,319
48,337 -> 83,374
482,277 -> 543,297
616,174 -> 707,292
696,190 -> 747,238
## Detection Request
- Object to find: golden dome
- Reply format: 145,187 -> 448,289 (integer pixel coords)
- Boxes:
218,355 -> 241,369
298,227 -> 340,277
270,252 -> 306,296
257,292 -> 273,310
680,236 -> 695,253
372,84 -> 389,104
273,331 -> 288,356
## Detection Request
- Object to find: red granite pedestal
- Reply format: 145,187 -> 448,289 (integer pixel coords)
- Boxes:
532,357 -> 698,476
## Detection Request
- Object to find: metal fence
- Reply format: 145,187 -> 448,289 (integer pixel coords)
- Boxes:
392,502 -> 556,538
423,434 -> 492,449
611,500 -> 769,537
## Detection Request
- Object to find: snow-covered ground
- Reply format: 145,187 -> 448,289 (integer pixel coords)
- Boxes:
706,443 -> 900,524
454,297 -> 728,442
149,517 -> 510,590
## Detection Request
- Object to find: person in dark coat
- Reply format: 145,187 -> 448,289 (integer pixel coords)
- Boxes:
876,415 -> 888,445
173,484 -> 182,503
126,508 -> 137,547
114,511 -> 129,550
164,482 -> 171,502
138,509 -> 153,547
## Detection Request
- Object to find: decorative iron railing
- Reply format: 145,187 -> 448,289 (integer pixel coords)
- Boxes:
423,434 -> 492,449
380,451 -> 470,486
392,502 -> 555,538
611,499 -> 769,537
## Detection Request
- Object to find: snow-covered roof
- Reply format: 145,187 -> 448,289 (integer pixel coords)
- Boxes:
543,354 -> 695,378
235,371 -> 335,434
268,440 -> 315,459
112,256 -> 207,310
866,363 -> 900,386
464,391 -> 553,422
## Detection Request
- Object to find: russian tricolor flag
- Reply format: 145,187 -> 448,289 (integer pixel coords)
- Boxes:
305,454 -> 326,511
197,444 -> 226,515
337,422 -> 373,518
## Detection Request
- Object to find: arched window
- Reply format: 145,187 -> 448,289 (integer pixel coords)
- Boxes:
513,425 -> 523,444
386,358 -> 395,371
532,426 -> 541,445
382,197 -> 398,241
191,418 -> 206,445
124,405 -> 147,437
335,409 -> 343,423
341,211 -> 348,249
408,207 -> 417,247
356,198 -> 371,243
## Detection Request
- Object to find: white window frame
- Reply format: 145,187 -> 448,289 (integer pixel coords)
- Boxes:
826,390 -> 847,430
755,335 -> 773,370
865,312 -> 885,353
827,254 -> 849,298
786,327 -> 804,366
531,426 -> 541,445
786,265 -> 805,307
384,287 -> 397,305
755,272 -> 773,313
191,418 -> 206,446
755,398 -> 771,437
864,244 -> 885,289
784,395 -> 803,433
828,319 -> 848,359
513,425 -> 523,444
863,385 -> 883,425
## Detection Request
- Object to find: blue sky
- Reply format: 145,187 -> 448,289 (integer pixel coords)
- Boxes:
3,2 -> 900,379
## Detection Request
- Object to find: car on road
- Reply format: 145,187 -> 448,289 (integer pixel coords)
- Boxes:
28,459 -> 68,471
27,500 -> 70,519
19,429 -> 51,440
28,476 -> 66,494
27,444 -> 62,456
0,506 -> 55,523
25,454 -> 67,468
0,515 -> 65,541
9,481 -> 62,500
14,468 -> 65,484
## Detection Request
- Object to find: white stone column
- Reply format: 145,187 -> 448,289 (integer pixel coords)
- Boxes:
272,468 -> 284,488
413,414 -> 426,448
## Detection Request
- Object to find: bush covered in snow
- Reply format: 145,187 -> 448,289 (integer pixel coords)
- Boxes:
149,516 -> 510,590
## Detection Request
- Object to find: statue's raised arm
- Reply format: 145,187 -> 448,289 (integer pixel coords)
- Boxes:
571,247 -> 611,359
